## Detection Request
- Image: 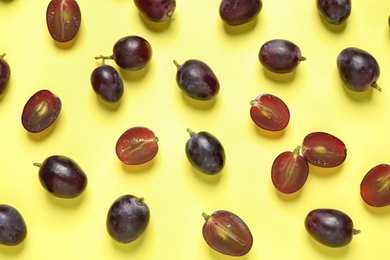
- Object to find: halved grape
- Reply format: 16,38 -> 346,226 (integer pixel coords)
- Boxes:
0,53 -> 10,96
301,132 -> 347,168
271,146 -> 309,194
0,204 -> 27,246
134,0 -> 176,22
115,126 -> 159,165
202,210 -> 253,256
46,0 -> 81,42
360,164 -> 390,207
21,89 -> 62,133
250,94 -> 290,131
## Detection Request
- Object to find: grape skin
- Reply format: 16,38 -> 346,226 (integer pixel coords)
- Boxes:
91,64 -> 124,103
134,0 -> 176,22
316,0 -> 351,25
0,205 -> 27,246
0,53 -> 10,96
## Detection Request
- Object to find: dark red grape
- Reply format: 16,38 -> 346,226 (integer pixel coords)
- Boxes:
271,146 -> 309,194
91,63 -> 124,103
301,132 -> 347,168
106,195 -> 150,244
316,0 -> 351,25
21,89 -> 62,133
174,59 -> 220,101
185,128 -> 225,175
360,164 -> 390,207
337,47 -> 381,92
202,210 -> 253,256
0,204 -> 27,246
259,39 -> 306,74
115,126 -> 159,165
305,208 -> 360,247
134,0 -> 176,22
250,93 -> 290,131
33,155 -> 87,199
0,53 -> 10,96
219,0 -> 262,26
46,0 -> 81,42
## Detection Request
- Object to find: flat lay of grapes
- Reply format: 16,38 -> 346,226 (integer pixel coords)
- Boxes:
1,1 -> 390,259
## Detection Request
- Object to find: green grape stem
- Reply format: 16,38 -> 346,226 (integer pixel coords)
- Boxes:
186,128 -> 196,137
33,163 -> 42,168
202,212 -> 210,221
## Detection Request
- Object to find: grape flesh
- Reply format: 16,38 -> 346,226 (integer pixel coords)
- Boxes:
360,164 -> 390,207
202,210 -> 253,256
316,0 -> 351,25
91,64 -> 124,103
185,128 -> 225,175
112,36 -> 152,71
0,204 -> 27,246
174,59 -> 220,101
46,0 -> 81,42
259,39 -> 306,74
0,53 -> 10,96
133,0 -> 176,22
219,0 -> 262,26
305,208 -> 360,247
33,155 -> 88,199
106,195 -> 150,244
337,47 -> 381,92
21,89 -> 62,133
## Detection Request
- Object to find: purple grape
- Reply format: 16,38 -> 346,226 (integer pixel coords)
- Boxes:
91,63 -> 124,103
0,204 -> 27,246
134,0 -> 176,22
316,0 -> 351,25
219,0 -> 262,26
0,53 -> 10,96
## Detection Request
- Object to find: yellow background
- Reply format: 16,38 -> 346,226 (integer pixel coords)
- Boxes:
1,0 -> 390,259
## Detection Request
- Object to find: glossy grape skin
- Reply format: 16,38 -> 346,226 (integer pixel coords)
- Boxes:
106,195 -> 150,244
174,59 -> 220,101
250,94 -> 290,131
21,89 -> 62,133
219,0 -> 262,26
185,128 -> 225,175
112,36 -> 152,71
301,132 -> 347,168
360,164 -> 390,207
91,64 -> 124,103
46,0 -> 81,42
316,0 -> 351,25
0,54 -> 10,96
34,155 -> 87,199
134,0 -> 176,22
202,210 -> 253,256
259,39 -> 306,74
271,146 -> 309,194
115,126 -> 159,165
0,205 -> 27,246
337,47 -> 381,92
305,208 -> 360,247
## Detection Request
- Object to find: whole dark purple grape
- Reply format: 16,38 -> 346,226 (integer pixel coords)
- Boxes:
0,53 -> 10,96
219,0 -> 262,26
259,39 -> 306,74
185,128 -> 225,175
305,208 -> 360,247
0,204 -> 27,246
34,155 -> 88,199
106,195 -> 150,244
337,47 -> 381,92
133,0 -> 176,22
174,59 -> 220,101
91,63 -> 124,103
316,0 -> 351,25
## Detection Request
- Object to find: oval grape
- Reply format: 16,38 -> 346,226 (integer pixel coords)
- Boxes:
219,0 -> 262,26
0,204 -> 27,246
360,164 -> 390,207
316,0 -> 351,25
91,64 -> 124,103
134,0 -> 176,22
0,53 -> 10,96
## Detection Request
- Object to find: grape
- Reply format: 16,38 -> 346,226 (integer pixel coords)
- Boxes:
46,0 -> 81,42
202,210 -> 253,256
259,39 -> 306,74
271,146 -> 309,194
360,164 -> 390,207
173,59 -> 220,101
90,62 -> 124,103
337,47 -> 381,92
185,128 -> 225,175
106,195 -> 150,244
0,205 -> 27,246
250,93 -> 290,131
21,89 -> 62,133
305,208 -> 360,247
316,0 -> 351,25
0,53 -> 10,96
115,126 -> 159,165
219,0 -> 262,26
134,0 -> 176,22
301,132 -> 347,168
33,155 -> 87,199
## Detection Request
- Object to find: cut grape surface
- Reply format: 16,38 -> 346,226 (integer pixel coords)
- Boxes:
360,164 -> 390,207
0,205 -> 27,246
219,0 -> 262,26
316,0 -> 351,25
0,53 -> 10,96
91,63 -> 124,103
134,0 -> 176,22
